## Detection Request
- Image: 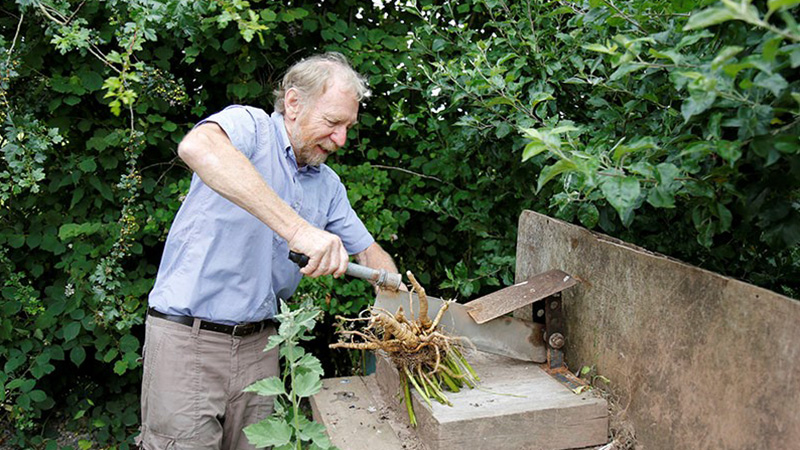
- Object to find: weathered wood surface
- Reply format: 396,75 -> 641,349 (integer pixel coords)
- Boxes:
515,210 -> 800,449
375,351 -> 608,450
311,376 -> 409,450
464,269 -> 577,324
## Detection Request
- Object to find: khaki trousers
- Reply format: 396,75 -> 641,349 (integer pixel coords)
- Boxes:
137,315 -> 278,450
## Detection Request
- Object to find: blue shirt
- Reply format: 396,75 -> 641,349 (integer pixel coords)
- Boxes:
148,106 -> 374,324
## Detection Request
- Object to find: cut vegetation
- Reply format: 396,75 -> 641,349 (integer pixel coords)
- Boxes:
330,271 -> 479,425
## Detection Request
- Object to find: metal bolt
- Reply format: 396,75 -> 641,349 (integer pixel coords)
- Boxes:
549,332 -> 565,349
550,301 -> 559,310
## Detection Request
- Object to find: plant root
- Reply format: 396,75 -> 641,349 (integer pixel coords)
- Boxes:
330,270 -> 479,427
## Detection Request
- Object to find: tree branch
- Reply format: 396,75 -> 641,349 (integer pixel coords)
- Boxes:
370,165 -> 443,183
6,12 -> 24,64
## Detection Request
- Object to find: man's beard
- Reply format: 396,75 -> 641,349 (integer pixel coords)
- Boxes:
291,122 -> 337,167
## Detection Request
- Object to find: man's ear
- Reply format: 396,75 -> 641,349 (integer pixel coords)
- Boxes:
285,88 -> 301,121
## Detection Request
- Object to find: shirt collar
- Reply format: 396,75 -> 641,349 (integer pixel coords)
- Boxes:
272,111 -> 320,174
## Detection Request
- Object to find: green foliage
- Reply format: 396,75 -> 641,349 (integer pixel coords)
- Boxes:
395,0 -> 800,294
1,0 -> 798,446
243,300 -> 332,450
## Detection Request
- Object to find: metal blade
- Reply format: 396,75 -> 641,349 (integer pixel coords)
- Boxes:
374,290 -> 546,362
464,270 -> 578,324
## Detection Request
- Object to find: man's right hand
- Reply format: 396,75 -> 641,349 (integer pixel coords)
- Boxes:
288,223 -> 349,279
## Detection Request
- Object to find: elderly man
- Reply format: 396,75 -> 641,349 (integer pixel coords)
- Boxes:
138,52 -> 399,450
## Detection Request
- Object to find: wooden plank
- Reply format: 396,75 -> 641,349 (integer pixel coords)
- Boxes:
310,376 -> 407,450
375,350 -> 608,450
515,210 -> 800,449
464,270 -> 578,324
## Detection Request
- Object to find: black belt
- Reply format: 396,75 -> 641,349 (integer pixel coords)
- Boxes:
147,308 -> 272,337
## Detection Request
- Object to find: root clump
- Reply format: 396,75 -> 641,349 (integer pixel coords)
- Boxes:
330,271 -> 479,426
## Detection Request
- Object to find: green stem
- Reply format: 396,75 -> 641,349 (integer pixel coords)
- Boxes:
402,377 -> 417,427
289,341 -> 301,450
453,348 -> 480,381
404,366 -> 432,407
418,366 -> 431,398
440,371 -> 461,393
425,373 -> 452,406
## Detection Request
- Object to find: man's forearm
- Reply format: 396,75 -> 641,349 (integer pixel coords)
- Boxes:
355,242 -> 395,271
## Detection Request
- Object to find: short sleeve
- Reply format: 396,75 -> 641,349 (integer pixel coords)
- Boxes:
196,105 -> 260,159
325,182 -> 374,255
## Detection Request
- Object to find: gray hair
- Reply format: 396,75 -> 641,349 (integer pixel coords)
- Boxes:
273,52 -> 371,114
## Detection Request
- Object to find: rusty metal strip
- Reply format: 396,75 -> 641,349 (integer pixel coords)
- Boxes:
464,269 -> 578,324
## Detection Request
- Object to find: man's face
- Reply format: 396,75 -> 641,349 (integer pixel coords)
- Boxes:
287,76 -> 359,167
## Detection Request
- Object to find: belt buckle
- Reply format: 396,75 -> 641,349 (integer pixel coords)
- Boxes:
232,322 -> 259,337
232,323 -> 251,336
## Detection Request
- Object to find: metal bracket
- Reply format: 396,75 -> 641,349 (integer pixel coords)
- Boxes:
543,293 -> 565,371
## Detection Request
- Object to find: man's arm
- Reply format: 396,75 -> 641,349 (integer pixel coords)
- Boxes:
355,242 -> 408,291
177,123 -> 349,278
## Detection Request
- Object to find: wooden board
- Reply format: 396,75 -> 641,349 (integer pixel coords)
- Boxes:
311,376 -> 408,450
515,210 -> 800,449
374,350 -> 608,450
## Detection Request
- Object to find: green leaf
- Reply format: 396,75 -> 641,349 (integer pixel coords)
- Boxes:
681,89 -> 717,121
243,418 -> 293,447
711,46 -> 744,69
536,160 -> 577,193
577,203 -> 599,228
649,49 -> 683,65
522,140 -> 547,161
762,36 -> 783,62
29,389 -> 47,402
80,71 -> 104,91
63,321 -> 81,342
70,346 -> 86,367
295,353 -> 324,377
244,376 -> 286,396
119,334 -> 140,353
529,92 -> 554,109
600,176 -> 641,223
113,360 -> 128,375
264,334 -> 285,351
261,9 -> 278,21
59,222 -> 103,240
715,140 -> 742,166
77,157 -> 97,173
292,372 -> 322,398
716,203 -> 733,232
684,7 -> 735,30
298,419 -> 331,448
754,72 -> 788,96
675,30 -> 714,50
581,43 -> 617,55
613,137 -> 657,162
495,122 -> 512,138
768,0 -> 800,12
647,186 -> 676,208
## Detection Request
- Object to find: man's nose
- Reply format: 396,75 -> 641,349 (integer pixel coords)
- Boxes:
331,126 -> 347,148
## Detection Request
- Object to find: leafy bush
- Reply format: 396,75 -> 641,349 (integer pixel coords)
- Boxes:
392,0 -> 800,295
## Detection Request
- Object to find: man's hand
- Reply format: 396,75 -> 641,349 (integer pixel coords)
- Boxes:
288,223 -> 349,278
355,242 -> 408,292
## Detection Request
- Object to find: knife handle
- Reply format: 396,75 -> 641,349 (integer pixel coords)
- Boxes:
288,251 -> 402,291
289,251 -> 310,268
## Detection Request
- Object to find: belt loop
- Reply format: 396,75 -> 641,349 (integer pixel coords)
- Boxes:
191,318 -> 201,336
